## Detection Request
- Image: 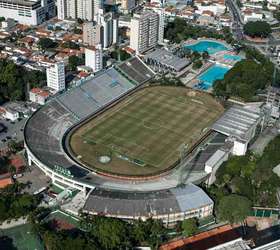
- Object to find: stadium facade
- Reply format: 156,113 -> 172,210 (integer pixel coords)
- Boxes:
24,57 -> 221,226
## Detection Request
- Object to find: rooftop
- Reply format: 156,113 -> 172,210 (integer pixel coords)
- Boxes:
83,184 -> 213,217
144,49 -> 190,72
212,105 -> 260,141
159,225 -> 241,250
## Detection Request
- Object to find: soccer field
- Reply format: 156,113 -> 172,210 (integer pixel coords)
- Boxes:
70,86 -> 224,176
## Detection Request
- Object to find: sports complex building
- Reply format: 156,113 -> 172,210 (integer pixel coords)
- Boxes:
24,57 -> 261,226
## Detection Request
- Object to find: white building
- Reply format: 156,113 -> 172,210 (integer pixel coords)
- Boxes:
57,0 -> 102,21
212,105 -> 261,156
85,45 -> 103,73
0,0 -> 55,25
46,62 -> 66,92
57,0 -> 67,20
242,8 -> 263,23
130,11 -> 160,54
77,0 -> 94,21
29,88 -> 50,105
96,9 -> 118,48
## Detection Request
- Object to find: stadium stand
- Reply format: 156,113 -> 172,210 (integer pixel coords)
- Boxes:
24,63 -> 216,226
116,57 -> 155,85
57,68 -> 135,119
83,184 -> 213,225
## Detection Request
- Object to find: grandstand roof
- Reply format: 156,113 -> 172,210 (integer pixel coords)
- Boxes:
143,49 -> 191,72
116,57 -> 155,84
83,184 -> 213,217
212,105 -> 261,141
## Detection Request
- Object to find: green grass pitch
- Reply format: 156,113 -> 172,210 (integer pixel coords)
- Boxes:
70,86 -> 224,176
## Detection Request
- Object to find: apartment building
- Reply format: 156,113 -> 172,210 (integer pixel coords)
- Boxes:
0,0 -> 55,25
57,0 -> 102,21
83,21 -> 103,46
46,62 -> 66,92
129,11 -> 160,54
96,9 -> 118,48
85,45 -> 103,73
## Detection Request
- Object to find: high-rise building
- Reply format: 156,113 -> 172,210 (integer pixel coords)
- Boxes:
155,8 -> 165,45
57,0 -> 66,20
85,45 -> 103,73
0,0 -> 55,25
66,0 -> 77,19
76,0 -> 94,21
46,62 -> 66,92
83,21 -> 103,46
129,11 -> 159,54
57,0 -> 102,21
96,9 -> 118,48
121,0 -> 136,13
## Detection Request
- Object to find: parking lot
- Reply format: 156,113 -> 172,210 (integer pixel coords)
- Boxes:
0,117 -> 28,148
19,165 -> 51,194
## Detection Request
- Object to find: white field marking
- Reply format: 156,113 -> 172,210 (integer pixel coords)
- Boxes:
191,99 -> 204,105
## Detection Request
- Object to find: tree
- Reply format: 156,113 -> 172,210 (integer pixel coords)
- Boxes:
89,217 -> 132,249
38,38 -> 58,50
0,17 -> 5,22
61,41 -> 80,50
73,28 -> 82,34
181,218 -> 198,236
193,60 -> 203,69
244,21 -> 271,38
213,59 -> 272,101
68,55 -> 84,71
218,194 -> 251,224
202,51 -> 209,60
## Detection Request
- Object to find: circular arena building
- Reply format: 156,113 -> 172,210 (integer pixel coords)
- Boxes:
24,58 -> 224,226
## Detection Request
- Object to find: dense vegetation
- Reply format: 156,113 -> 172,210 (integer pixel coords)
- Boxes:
213,47 -> 275,101
110,49 -> 131,61
68,55 -> 85,71
0,59 -> 46,103
244,21 -> 271,38
61,41 -> 80,50
165,18 -> 234,44
31,215 -> 168,250
207,135 -> 280,223
38,38 -> 58,50
181,218 -> 198,236
150,76 -> 184,86
0,182 -> 40,222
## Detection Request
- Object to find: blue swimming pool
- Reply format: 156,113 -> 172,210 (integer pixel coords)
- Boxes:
223,54 -> 242,61
197,65 -> 229,90
185,40 -> 229,54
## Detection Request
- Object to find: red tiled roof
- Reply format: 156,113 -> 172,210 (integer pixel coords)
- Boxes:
10,154 -> 25,172
159,225 -> 241,250
0,174 -> 13,188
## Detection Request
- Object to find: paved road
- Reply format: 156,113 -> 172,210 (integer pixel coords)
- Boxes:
250,125 -> 280,155
18,165 -> 51,195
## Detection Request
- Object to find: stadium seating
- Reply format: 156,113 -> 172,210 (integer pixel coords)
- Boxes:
116,57 -> 155,85
25,68 -> 139,178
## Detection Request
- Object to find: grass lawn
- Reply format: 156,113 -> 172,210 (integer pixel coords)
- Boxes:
0,224 -> 44,250
70,86 -> 224,176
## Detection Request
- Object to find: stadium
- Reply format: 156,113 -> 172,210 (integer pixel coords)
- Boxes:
24,57 -> 236,226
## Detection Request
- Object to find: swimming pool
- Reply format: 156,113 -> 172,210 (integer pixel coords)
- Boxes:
185,40 -> 229,55
197,65 -> 229,90
223,54 -> 242,61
